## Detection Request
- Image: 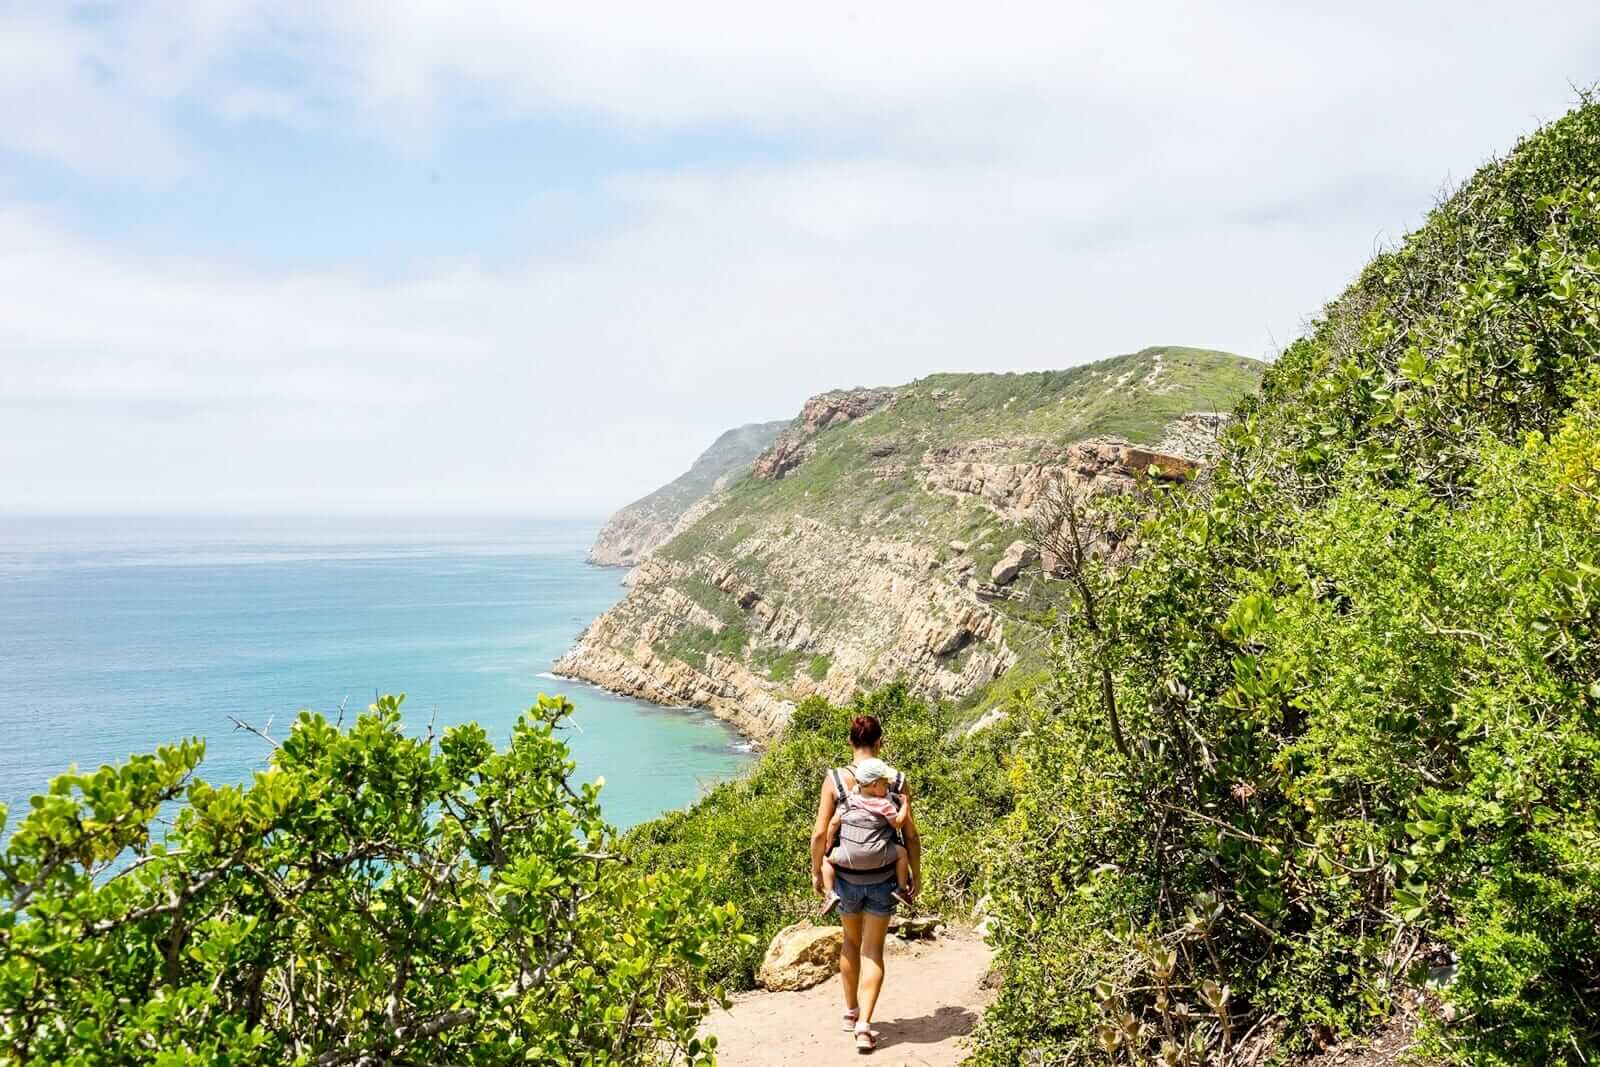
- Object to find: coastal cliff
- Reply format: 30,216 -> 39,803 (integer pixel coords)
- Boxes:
560,348 -> 1265,740
588,420 -> 789,566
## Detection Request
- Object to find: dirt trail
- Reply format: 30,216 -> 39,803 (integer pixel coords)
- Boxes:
704,927 -> 994,1066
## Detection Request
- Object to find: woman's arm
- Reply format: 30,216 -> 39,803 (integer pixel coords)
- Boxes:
899,782 -> 922,898
809,775 -> 838,895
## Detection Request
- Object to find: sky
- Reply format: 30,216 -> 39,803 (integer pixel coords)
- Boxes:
3,3 -> 1598,517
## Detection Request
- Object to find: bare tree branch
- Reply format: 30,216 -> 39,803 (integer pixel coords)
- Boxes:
228,715 -> 281,751
1030,475 -> 1133,761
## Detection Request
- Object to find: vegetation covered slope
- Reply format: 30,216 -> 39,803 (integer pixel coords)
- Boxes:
971,98 -> 1600,1065
588,419 -> 789,566
627,98 -> 1600,1067
557,348 -> 1265,738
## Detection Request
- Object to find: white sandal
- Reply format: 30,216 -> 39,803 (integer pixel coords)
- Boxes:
854,1022 -> 878,1052
842,1007 -> 859,1031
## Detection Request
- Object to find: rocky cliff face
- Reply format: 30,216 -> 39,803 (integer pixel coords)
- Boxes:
919,436 -> 1198,523
557,348 -> 1266,741
751,389 -> 896,480
588,420 -> 789,566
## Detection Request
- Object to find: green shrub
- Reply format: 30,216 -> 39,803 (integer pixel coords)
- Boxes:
0,695 -> 743,1065
656,622 -> 751,671
750,647 -> 807,683
973,97 -> 1600,1066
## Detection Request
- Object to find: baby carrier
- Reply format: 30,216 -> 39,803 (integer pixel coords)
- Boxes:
828,765 -> 905,875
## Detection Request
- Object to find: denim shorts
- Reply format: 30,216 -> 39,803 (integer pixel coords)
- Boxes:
835,876 -> 898,917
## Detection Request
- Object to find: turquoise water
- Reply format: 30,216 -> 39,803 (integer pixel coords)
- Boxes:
0,516 -> 751,832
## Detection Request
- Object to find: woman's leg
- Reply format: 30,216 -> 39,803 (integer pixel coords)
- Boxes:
838,910 -> 862,1014
856,911 -> 891,1027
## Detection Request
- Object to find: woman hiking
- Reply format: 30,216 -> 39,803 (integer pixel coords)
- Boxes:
809,714 -> 922,1053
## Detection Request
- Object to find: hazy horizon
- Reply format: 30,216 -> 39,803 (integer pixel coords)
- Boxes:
0,510 -> 610,523
4,4 -> 1598,514
2,350 -> 1261,518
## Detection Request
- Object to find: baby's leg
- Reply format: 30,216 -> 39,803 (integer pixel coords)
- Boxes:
818,858 -> 841,916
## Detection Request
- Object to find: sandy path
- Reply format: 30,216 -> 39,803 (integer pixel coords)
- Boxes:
703,927 -> 994,1066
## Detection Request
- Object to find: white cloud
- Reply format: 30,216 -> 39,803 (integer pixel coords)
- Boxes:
0,168 -> 1381,514
2,3 -> 1598,512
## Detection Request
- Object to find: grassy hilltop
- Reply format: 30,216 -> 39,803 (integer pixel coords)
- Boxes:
658,346 -> 1262,562
559,346 -> 1266,737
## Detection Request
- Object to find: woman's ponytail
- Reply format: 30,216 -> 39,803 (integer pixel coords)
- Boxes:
848,715 -> 882,749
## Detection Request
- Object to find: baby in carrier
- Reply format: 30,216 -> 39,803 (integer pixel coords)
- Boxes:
820,757 -> 912,915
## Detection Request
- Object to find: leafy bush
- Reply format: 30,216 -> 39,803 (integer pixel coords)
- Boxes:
0,695 -> 744,1065
750,647 -> 807,684
973,98 -> 1600,1065
656,623 -> 751,671
625,683 -> 1018,987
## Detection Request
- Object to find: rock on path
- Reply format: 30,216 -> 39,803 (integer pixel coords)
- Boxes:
704,927 -> 994,1066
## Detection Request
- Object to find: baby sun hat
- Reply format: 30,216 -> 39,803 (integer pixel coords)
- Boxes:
854,757 -> 898,785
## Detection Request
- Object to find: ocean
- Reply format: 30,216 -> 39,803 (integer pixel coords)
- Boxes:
0,516 -> 752,833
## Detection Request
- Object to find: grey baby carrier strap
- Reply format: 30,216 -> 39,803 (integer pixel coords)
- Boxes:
829,766 -> 903,875
830,766 -> 905,805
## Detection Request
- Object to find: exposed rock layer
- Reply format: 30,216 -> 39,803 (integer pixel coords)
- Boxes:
920,437 -> 1198,523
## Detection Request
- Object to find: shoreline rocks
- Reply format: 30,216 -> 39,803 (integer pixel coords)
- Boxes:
551,641 -> 794,744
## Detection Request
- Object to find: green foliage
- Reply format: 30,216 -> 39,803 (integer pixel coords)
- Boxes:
973,98 -> 1600,1065
0,695 -> 744,1065
625,683 -> 1018,987
677,576 -> 747,624
752,647 -> 807,683
656,623 -> 750,671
